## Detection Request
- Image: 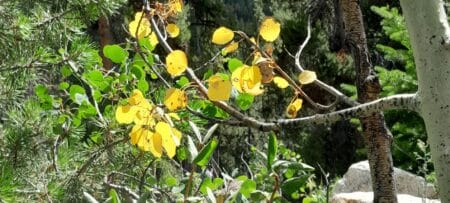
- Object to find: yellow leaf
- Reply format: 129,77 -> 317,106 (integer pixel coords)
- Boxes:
128,19 -> 151,39
150,32 -> 159,46
231,65 -> 264,96
166,50 -> 188,77
273,76 -> 289,89
259,17 -> 280,42
168,113 -> 180,120
166,23 -> 180,38
242,83 -> 265,96
207,74 -> 232,101
169,0 -> 183,13
134,11 -> 145,21
298,70 -> 317,85
150,132 -> 163,158
115,105 -> 136,124
155,122 -> 177,158
164,88 -> 188,111
129,125 -> 163,157
241,66 -> 262,89
286,98 -> 303,118
211,27 -> 234,45
222,41 -> 239,55
128,89 -> 146,105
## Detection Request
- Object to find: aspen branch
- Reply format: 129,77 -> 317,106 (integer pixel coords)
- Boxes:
277,93 -> 418,127
148,15 -> 418,132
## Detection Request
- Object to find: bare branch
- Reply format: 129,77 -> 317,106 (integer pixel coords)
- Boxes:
294,17 -> 359,107
278,93 -> 418,127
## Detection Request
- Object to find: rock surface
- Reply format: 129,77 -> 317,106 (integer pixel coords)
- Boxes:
331,192 -> 441,203
333,160 -> 438,199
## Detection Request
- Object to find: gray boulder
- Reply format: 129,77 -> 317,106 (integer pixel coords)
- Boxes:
332,160 -> 438,199
331,192 -> 440,203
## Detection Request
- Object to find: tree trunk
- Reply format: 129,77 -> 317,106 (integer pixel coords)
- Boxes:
339,0 -> 398,202
98,16 -> 114,70
400,0 -> 450,202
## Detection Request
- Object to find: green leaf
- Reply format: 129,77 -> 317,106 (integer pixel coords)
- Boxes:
165,176 -> 178,187
139,37 -> 155,52
194,138 -> 218,167
302,197 -> 317,203
60,65 -> 72,77
236,93 -> 254,111
131,66 -> 146,79
59,82 -> 70,90
227,58 -> 243,73
103,45 -> 128,63
69,85 -> 86,102
281,176 -> 309,195
176,147 -> 187,161
137,79 -> 149,93
176,76 -> 190,88
267,132 -> 277,170
239,179 -> 256,198
203,69 -> 214,80
109,188 -> 121,203
35,84 -> 49,99
83,70 -> 110,92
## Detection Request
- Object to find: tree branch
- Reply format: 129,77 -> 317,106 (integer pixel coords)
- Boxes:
294,17 -> 359,107
277,93 -> 418,127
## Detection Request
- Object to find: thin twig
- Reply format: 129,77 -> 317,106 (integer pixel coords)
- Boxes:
104,174 -> 139,199
268,174 -> 280,203
294,17 -> 359,107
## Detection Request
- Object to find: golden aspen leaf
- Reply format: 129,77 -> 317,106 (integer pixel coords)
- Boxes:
298,70 -> 317,85
273,76 -> 289,89
259,17 -> 281,42
166,50 -> 188,77
164,88 -> 188,111
169,0 -> 183,13
211,27 -> 234,45
241,66 -> 262,89
128,19 -> 151,39
155,122 -> 177,158
222,41 -> 239,55
232,65 -> 264,96
128,89 -> 146,105
166,23 -> 180,38
286,98 -> 303,118
150,132 -> 163,158
207,74 -> 232,101
134,11 -> 145,21
129,126 -> 161,156
150,32 -> 159,46
168,113 -> 180,120
115,105 -> 136,124
242,82 -> 264,96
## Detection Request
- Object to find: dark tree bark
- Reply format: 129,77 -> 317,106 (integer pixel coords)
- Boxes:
339,0 -> 397,202
98,16 -> 114,70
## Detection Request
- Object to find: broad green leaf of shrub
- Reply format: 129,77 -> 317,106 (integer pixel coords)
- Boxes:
239,179 -> 256,198
236,93 -> 254,111
103,45 -> 128,64
194,138 -> 218,167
